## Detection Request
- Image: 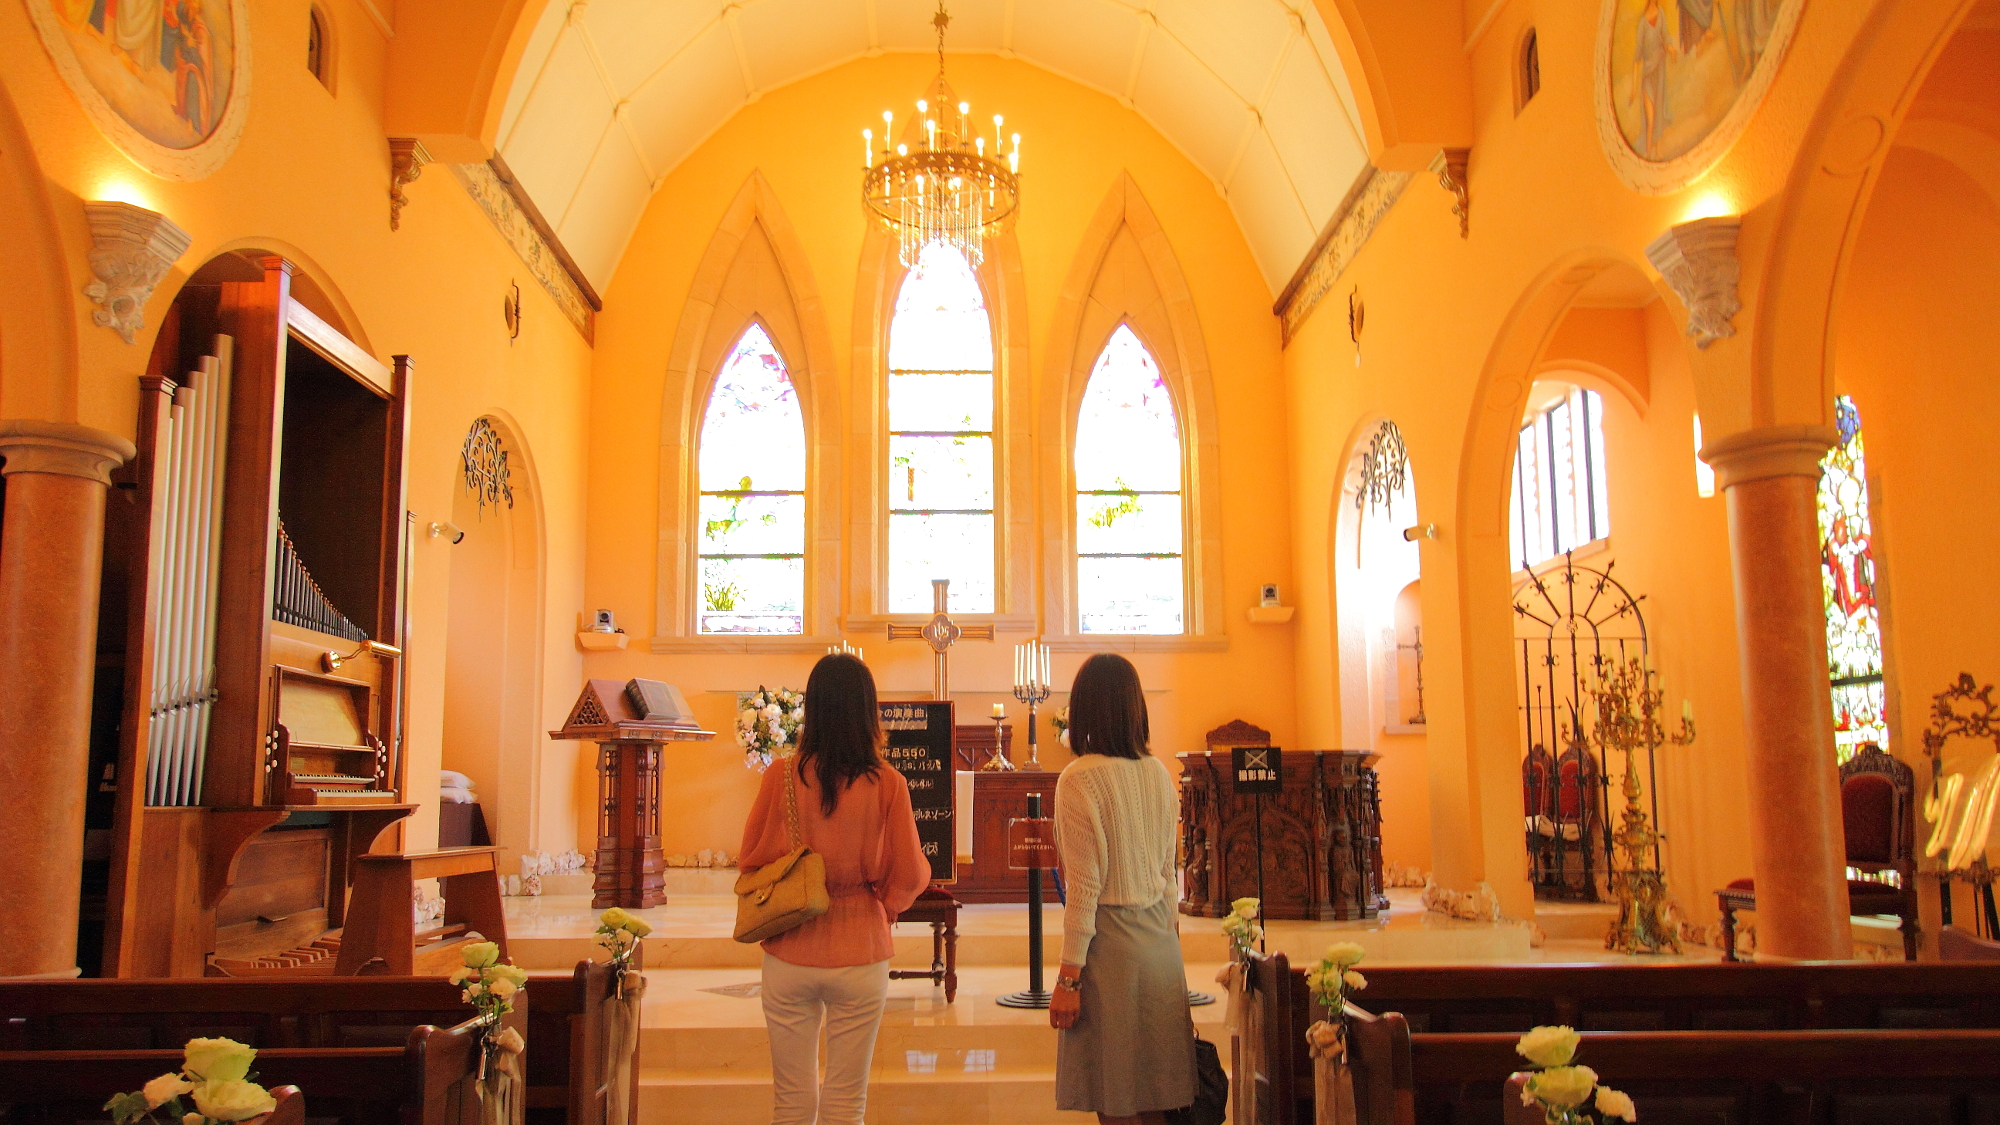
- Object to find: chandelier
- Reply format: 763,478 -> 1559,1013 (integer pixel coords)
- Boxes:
861,2 -> 1021,268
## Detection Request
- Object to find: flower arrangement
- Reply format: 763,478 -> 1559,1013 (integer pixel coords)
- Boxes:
596,906 -> 653,997
1051,706 -> 1070,749
1514,1026 -> 1637,1125
1304,941 -> 1368,1012
737,686 -> 804,771
1220,897 -> 1263,959
452,941 -> 528,1078
105,1036 -> 278,1123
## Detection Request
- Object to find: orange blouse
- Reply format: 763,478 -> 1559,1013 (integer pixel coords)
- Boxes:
738,757 -> 932,968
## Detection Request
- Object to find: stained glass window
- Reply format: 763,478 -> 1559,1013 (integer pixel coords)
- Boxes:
697,324 -> 805,634
1075,325 -> 1184,634
887,240 -> 995,613
1510,387 -> 1610,568
1818,395 -> 1887,761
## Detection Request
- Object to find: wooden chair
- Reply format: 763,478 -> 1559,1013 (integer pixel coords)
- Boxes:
1939,925 -> 2000,961
1717,743 -> 1919,961
891,886 -> 961,1002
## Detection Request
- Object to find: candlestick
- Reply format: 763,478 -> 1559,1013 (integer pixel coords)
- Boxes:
1012,639 -> 1053,771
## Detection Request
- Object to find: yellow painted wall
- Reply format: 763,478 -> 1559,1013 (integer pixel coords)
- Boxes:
581,54 -> 1297,859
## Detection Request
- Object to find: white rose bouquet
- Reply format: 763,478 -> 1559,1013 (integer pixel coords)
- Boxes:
596,906 -> 653,997
1051,706 -> 1070,749
1220,897 -> 1263,959
1513,1025 -> 1638,1125
105,1036 -> 278,1124
737,686 -> 805,771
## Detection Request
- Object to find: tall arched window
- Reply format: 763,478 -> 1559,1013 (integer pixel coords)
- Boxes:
887,241 -> 995,612
1509,385 -> 1610,568
697,324 -> 805,633
1075,325 -> 1184,634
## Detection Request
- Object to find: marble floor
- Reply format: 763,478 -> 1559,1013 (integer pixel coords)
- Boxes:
501,887 -> 1718,1124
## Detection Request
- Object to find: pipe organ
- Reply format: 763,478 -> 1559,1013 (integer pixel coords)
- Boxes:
98,254 -> 414,977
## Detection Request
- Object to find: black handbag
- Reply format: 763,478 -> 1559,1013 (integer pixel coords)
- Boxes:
1166,1034 -> 1228,1125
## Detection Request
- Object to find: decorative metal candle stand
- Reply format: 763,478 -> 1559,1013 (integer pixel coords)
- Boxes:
1013,639 -> 1053,771
1590,657 -> 1695,955
981,711 -> 1017,771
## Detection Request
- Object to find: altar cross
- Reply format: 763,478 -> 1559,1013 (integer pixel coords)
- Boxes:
888,578 -> 993,700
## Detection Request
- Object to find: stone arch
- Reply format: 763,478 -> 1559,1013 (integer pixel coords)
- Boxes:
1040,172 -> 1225,648
849,208 -> 1031,622
656,171 -> 838,650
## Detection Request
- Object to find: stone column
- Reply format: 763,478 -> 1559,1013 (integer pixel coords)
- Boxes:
0,421 -> 136,978
1703,424 -> 1851,961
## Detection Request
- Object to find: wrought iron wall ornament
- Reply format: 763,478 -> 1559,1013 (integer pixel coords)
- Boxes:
1353,420 -> 1409,520
461,418 -> 515,514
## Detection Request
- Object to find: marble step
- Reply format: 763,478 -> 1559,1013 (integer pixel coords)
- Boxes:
642,1020 -> 1073,1071
637,1064 -> 1104,1125
514,927 -> 1117,972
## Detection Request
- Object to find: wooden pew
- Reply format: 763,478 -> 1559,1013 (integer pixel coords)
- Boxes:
525,955 -> 643,1125
1247,952 -> 1317,1125
1404,1028 -> 2000,1125
1340,962 -> 2000,1032
0,1046 -> 406,1122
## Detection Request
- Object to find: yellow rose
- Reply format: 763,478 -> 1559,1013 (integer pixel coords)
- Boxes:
1324,941 -> 1366,968
487,962 -> 529,987
1342,969 -> 1367,990
1527,1065 -> 1598,1109
600,907 -> 633,930
191,1078 -> 278,1122
1595,1086 -> 1637,1121
142,1072 -> 195,1108
448,966 -> 472,985
1231,897 -> 1260,918
1515,1025 -> 1580,1068
461,941 -> 501,968
488,977 -> 518,1002
181,1037 -> 255,1083
622,916 -> 653,938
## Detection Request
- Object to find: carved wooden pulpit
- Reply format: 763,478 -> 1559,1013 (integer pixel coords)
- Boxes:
550,679 -> 714,908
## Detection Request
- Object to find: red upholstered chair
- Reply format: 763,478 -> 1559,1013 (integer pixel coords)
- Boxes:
1716,743 -> 1918,961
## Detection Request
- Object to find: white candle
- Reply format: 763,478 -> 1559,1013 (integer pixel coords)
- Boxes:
862,129 -> 873,167
992,703 -> 1006,719
1040,644 -> 1051,690
1013,645 -> 1022,691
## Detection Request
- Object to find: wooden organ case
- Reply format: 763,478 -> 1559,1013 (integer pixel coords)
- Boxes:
98,255 -> 414,977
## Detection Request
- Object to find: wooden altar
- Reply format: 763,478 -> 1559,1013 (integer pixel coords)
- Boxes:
549,678 -> 714,908
1178,723 -> 1387,921
952,769 -> 1057,904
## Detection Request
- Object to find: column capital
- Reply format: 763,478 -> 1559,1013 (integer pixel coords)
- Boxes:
1699,424 -> 1838,490
0,420 -> 136,485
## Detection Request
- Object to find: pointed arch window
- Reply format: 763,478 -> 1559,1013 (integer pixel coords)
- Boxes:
1818,394 -> 1887,761
1075,325 -> 1184,634
887,240 -> 995,612
697,324 -> 805,634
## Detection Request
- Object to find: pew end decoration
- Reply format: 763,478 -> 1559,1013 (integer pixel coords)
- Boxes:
105,1036 -> 281,1124
596,906 -> 653,998
1303,942 -> 1368,1059
1511,1026 -> 1636,1125
737,685 -> 804,771
1222,897 -> 1263,959
451,940 -> 528,1081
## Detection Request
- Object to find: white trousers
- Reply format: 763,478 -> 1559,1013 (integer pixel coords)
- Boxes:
761,954 -> 891,1125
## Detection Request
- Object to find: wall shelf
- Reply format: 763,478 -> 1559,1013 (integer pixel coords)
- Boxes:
576,631 -> 629,652
1247,606 -> 1295,624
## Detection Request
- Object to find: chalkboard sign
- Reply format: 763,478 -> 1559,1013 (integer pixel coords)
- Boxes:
881,700 -> 956,883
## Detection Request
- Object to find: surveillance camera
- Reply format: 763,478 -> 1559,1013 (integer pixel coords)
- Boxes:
429,520 -> 465,544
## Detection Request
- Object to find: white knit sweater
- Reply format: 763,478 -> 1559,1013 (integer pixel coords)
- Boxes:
1053,752 -> 1179,967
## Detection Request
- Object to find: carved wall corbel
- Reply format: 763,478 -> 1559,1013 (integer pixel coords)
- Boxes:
389,138 -> 432,231
1430,148 -> 1470,238
81,201 -> 191,345
1646,216 -> 1742,348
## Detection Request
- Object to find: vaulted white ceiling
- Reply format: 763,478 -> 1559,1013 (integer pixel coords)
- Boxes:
495,0 -> 1368,297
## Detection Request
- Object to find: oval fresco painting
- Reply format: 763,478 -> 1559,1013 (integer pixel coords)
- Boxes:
1594,0 -> 1805,194
27,0 -> 251,180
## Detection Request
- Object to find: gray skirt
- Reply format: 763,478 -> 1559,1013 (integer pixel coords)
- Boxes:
1055,895 -> 1197,1116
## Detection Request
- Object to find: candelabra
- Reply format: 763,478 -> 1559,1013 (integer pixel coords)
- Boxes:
1012,640 -> 1053,771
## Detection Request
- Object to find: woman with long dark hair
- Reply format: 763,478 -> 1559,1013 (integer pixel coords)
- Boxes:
1048,652 -> 1195,1125
738,653 -> 930,1125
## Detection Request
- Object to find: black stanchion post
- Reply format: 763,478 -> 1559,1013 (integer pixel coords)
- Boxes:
999,793 -> 1052,1009
1254,791 -> 1266,953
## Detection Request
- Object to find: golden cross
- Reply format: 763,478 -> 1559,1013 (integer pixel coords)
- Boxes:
888,578 -> 993,700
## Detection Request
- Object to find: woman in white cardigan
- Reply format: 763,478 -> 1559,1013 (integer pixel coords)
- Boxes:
1048,653 -> 1196,1125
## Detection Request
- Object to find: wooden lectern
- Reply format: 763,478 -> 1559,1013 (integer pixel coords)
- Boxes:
549,679 -> 714,908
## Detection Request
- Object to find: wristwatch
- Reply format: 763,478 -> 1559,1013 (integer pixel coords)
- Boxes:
1054,975 -> 1082,993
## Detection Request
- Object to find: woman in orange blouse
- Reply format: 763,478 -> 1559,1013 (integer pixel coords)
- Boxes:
738,653 -> 931,1125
